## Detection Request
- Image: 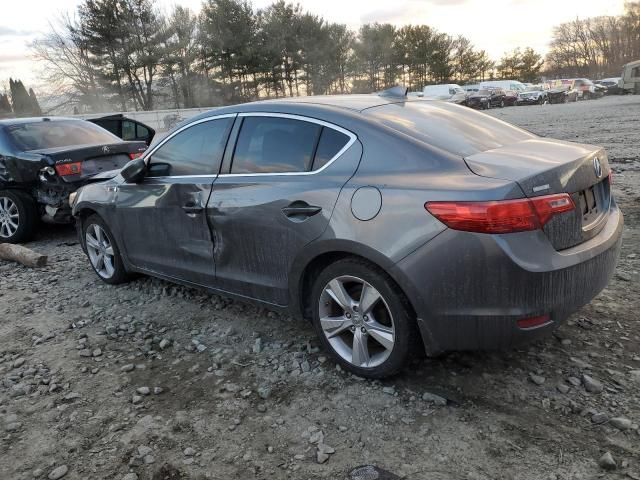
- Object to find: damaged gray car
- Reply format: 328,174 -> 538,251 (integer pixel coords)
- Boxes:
0,117 -> 147,242
71,93 -> 623,378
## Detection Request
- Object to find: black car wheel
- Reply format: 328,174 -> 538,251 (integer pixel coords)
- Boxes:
311,258 -> 418,378
83,214 -> 129,284
0,190 -> 38,244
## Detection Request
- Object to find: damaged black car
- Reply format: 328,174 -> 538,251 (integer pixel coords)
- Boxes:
0,117 -> 147,243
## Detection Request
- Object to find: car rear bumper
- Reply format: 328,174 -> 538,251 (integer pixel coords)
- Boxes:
392,202 -> 623,355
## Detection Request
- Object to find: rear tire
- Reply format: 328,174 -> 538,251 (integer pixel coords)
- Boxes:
82,214 -> 129,284
0,190 -> 38,244
310,258 -> 418,378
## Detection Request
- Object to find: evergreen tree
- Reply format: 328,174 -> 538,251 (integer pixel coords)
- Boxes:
0,94 -> 12,115
9,79 -> 40,116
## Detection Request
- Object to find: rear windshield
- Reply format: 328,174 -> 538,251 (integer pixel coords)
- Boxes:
365,101 -> 535,157
6,120 -> 120,151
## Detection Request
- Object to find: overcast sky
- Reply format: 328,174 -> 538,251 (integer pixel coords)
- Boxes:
0,0 -> 626,90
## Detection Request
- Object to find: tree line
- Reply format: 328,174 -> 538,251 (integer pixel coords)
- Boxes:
33,0 -> 544,113
546,2 -> 640,78
29,0 -> 640,113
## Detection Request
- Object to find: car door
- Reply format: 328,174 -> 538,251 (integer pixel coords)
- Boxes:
114,114 -> 235,285
207,113 -> 360,306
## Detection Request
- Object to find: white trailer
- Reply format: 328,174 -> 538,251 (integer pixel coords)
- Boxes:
619,60 -> 640,94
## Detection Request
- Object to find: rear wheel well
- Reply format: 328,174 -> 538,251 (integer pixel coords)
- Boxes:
299,252 -> 417,324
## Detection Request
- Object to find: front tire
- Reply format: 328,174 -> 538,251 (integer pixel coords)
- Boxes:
310,258 -> 417,378
0,190 -> 38,244
82,214 -> 129,284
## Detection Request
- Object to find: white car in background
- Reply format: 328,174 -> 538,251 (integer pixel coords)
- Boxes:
410,84 -> 467,104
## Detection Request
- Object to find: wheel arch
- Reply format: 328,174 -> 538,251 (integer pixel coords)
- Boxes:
289,240 -> 419,326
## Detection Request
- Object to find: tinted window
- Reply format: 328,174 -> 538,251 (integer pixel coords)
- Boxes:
137,123 -> 150,138
92,119 -> 120,136
6,120 -> 120,151
122,120 -> 136,141
366,101 -> 535,157
149,118 -> 233,176
312,127 -> 350,170
231,117 -> 321,174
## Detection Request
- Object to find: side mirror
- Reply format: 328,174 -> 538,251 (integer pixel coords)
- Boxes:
121,158 -> 146,183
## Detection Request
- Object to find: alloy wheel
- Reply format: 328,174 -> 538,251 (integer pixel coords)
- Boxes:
318,275 -> 395,368
0,196 -> 19,239
85,224 -> 116,279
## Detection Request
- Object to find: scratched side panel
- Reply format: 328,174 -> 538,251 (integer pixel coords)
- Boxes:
208,143 -> 363,306
115,177 -> 216,285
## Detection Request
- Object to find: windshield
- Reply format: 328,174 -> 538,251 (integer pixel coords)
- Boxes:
365,101 -> 535,157
477,89 -> 491,95
6,120 -> 120,151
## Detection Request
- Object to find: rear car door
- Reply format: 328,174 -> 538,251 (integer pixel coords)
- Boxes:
207,113 -> 359,306
115,115 -> 235,285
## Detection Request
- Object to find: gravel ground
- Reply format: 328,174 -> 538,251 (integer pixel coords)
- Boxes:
1,95 -> 639,480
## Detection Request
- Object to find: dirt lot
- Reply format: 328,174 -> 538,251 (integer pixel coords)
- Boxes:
1,95 -> 639,480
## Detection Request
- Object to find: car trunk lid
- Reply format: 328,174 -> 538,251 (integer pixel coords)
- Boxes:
31,141 -> 147,183
464,138 -> 611,250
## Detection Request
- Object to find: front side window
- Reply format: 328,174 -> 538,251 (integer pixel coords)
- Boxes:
231,117 -> 321,174
148,118 -> 233,177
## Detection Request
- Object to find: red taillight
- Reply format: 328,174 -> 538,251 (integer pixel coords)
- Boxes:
529,194 -> 575,225
517,314 -> 551,329
425,193 -> 575,234
129,152 -> 143,160
55,162 -> 82,176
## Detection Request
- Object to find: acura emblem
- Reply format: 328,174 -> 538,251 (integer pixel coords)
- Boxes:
102,146 -> 110,154
593,157 -> 602,178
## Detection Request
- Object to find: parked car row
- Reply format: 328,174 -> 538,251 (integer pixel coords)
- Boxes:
410,75 -> 629,110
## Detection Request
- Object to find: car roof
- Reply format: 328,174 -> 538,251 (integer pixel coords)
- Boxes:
246,94 -> 418,112
185,94 -> 434,126
0,116 -> 79,126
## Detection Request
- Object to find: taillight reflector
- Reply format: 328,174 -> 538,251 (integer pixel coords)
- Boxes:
55,162 -> 82,176
517,314 -> 551,329
425,193 -> 575,234
129,152 -> 143,160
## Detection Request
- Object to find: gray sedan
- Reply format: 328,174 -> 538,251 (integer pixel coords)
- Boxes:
71,92 -> 623,378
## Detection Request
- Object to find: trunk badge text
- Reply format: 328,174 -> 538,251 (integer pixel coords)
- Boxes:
102,146 -> 110,154
593,157 -> 603,178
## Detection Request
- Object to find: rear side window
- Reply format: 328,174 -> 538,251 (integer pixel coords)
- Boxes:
231,117 -> 321,174
366,101 -> 535,157
7,120 -> 120,151
312,127 -> 350,170
149,118 -> 233,176
137,123 -> 150,138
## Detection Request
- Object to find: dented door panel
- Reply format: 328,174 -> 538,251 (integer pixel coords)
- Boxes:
207,142 -> 363,306
115,176 -> 216,284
